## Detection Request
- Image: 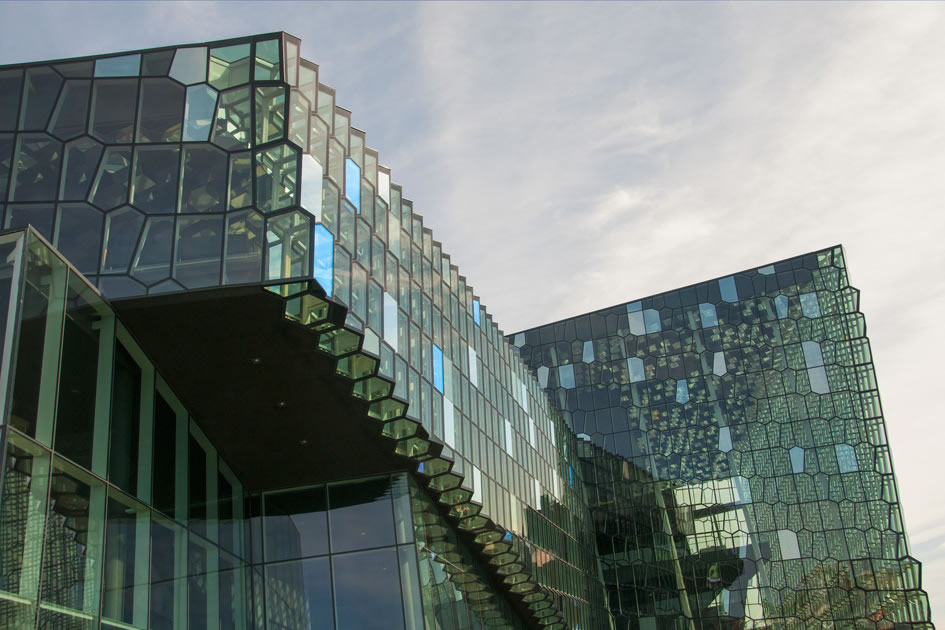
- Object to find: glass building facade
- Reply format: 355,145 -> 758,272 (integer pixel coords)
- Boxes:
0,33 -> 934,630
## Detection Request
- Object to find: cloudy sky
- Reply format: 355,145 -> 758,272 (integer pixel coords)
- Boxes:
2,1 -> 942,618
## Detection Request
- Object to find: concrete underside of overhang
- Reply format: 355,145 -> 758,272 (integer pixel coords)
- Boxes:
113,286 -> 410,492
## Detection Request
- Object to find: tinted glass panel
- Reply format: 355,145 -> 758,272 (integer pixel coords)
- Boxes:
332,548 -> 405,630
264,486 -> 328,562
109,342 -> 142,494
266,558 -> 333,630
91,79 -> 138,143
328,476 -> 395,553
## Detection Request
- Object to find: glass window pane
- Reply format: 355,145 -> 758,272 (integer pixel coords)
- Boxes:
9,133 -> 61,202
209,44 -> 251,90
188,432 -> 207,535
91,79 -> 138,144
169,47 -> 207,85
179,145 -> 227,213
263,486 -> 328,562
265,211 -> 310,281
266,557 -> 333,630
54,203 -> 103,275
19,67 -> 62,131
108,342 -> 142,494
0,69 -> 23,131
254,144 -> 298,213
89,146 -> 132,210
60,136 -> 104,202
131,216 -> 174,285
254,86 -> 286,146
223,209 -> 262,285
151,391 -> 178,519
95,54 -> 141,78
227,151 -> 252,210
174,214 -> 223,288
4,204 -> 55,240
150,517 -> 186,630
328,476 -> 395,553
0,434 -> 51,625
136,78 -> 184,143
53,273 -> 108,469
332,547 -> 405,630
212,86 -> 251,151
102,489 -> 149,627
41,458 -> 106,617
254,39 -> 281,81
132,145 -> 179,213
48,80 -> 91,141
9,236 -> 67,441
102,206 -> 144,273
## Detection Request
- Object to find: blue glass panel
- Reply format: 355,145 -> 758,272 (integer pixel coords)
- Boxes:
676,379 -> 689,404
790,446 -> 805,474
732,475 -> 752,504
383,292 -> 398,352
182,85 -> 217,142
802,341 -> 824,367
758,265 -> 775,275
719,276 -> 738,302
808,366 -> 830,394
626,301 -> 642,313
313,224 -> 333,296
699,303 -> 718,328
472,299 -> 480,326
835,444 -> 858,473
568,466 -> 573,488
559,364 -> 575,389
95,54 -> 141,77
643,309 -> 661,333
800,292 -> 821,318
432,344 -> 444,393
627,311 -> 645,335
344,158 -> 360,212
582,340 -> 594,363
718,426 -> 732,453
627,357 -> 645,383
775,295 -> 789,319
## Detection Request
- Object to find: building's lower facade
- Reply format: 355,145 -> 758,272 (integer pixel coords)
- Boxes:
0,33 -> 934,630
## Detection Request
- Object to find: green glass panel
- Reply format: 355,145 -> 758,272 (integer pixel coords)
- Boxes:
254,39 -> 281,81
223,209 -> 263,285
265,210 -> 309,281
254,86 -> 286,146
179,144 -> 227,213
211,86 -> 251,150
136,78 -> 184,143
254,144 -> 297,213
208,43 -> 251,90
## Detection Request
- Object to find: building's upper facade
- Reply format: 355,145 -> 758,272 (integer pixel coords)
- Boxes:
0,32 -> 934,630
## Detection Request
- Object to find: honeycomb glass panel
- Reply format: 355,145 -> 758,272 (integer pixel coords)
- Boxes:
8,133 -> 61,202
4,204 -> 54,240
88,145 -> 132,210
265,210 -> 309,281
136,78 -> 185,143
254,38 -> 281,81
254,85 -> 286,145
182,84 -> 218,142
90,79 -> 138,143
208,43 -> 250,90
54,202 -> 103,275
19,66 -> 62,131
60,136 -> 104,201
179,144 -> 227,213
48,80 -> 91,141
131,215 -> 174,284
227,150 -> 253,210
132,145 -> 180,213
254,143 -> 297,213
169,47 -> 207,85
102,206 -> 144,273
0,69 -> 23,130
211,86 -> 251,150
174,213 -> 223,288
224,209 -> 263,285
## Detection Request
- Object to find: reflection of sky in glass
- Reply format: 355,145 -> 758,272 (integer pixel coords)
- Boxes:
559,364 -> 575,388
432,343 -> 443,393
644,308 -> 661,333
718,426 -> 732,452
313,224 -> 334,296
472,298 -> 480,325
790,446 -> 805,474
627,357 -> 645,383
383,292 -> 397,351
775,295 -> 788,319
802,341 -> 824,367
699,302 -> 718,328
95,54 -> 140,77
676,379 -> 689,403
835,444 -> 858,473
182,84 -> 217,142
719,276 -> 738,302
345,158 -> 360,212
800,292 -> 821,318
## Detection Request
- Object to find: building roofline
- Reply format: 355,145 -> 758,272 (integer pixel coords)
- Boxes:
511,243 -> 845,335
